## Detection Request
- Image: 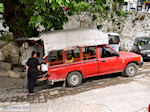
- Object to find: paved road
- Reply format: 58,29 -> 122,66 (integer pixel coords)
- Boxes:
0,62 -> 150,103
0,62 -> 150,112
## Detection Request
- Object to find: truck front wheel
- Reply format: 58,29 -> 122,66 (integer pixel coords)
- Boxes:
123,63 -> 137,77
67,71 -> 82,87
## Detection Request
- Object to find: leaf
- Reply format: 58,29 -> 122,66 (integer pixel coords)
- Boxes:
42,6 -> 47,12
56,0 -> 63,5
51,2 -> 58,10
97,5 -> 103,13
24,10 -> 29,15
0,3 -> 4,13
97,25 -> 103,29
49,0 -> 53,3
52,4 -> 56,10
65,0 -> 70,4
37,15 -> 43,22
0,3 -> 4,8
92,15 -> 97,21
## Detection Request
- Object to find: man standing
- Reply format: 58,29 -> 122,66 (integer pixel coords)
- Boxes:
26,51 -> 40,95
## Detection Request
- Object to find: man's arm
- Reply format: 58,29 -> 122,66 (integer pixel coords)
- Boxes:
37,65 -> 41,71
26,66 -> 29,75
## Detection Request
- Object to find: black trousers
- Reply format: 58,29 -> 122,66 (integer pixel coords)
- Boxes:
28,76 -> 37,93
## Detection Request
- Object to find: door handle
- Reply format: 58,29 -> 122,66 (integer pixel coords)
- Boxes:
101,60 -> 105,62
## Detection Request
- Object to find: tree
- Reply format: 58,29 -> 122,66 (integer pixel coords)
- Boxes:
0,0 -> 125,39
1,0 -> 39,39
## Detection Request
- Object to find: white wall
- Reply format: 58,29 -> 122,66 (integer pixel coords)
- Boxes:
0,15 -> 9,33
63,12 -> 150,51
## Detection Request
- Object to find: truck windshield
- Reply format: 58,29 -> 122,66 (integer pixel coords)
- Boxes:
138,38 -> 150,45
109,36 -> 119,44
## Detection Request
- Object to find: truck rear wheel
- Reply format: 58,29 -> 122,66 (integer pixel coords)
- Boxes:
67,71 -> 82,87
123,63 -> 137,77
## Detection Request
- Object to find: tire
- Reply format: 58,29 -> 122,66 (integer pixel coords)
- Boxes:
67,71 -> 82,87
123,63 -> 137,77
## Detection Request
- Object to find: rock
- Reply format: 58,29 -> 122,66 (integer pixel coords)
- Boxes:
20,46 -> 37,66
8,71 -> 20,78
0,40 -> 7,61
0,70 -> 9,77
1,42 -> 20,64
0,61 -> 12,71
0,40 -> 7,48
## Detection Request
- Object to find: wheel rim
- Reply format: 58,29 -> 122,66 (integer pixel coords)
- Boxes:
128,66 -> 135,75
70,75 -> 79,86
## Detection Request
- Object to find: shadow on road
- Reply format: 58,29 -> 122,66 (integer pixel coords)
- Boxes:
34,72 -> 131,100
37,72 -> 122,89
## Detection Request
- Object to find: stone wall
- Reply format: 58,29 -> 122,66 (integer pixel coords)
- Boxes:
63,12 -> 150,51
20,45 -> 43,66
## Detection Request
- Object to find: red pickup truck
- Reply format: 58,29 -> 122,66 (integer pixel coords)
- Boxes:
44,45 -> 143,87
39,29 -> 143,87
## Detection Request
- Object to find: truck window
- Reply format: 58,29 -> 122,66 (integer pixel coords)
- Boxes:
82,46 -> 96,60
100,47 -> 118,58
48,50 -> 63,66
65,47 -> 80,63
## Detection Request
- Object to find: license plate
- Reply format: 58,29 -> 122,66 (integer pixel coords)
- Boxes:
147,54 -> 150,57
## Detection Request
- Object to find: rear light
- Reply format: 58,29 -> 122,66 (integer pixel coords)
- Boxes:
119,39 -> 120,51
139,50 -> 141,54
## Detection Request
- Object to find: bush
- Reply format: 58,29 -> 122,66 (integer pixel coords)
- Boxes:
0,33 -> 14,42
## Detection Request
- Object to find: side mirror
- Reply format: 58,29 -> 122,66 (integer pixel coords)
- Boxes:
117,53 -> 120,57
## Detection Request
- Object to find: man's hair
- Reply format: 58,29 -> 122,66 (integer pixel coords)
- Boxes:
37,52 -> 40,57
32,51 -> 37,57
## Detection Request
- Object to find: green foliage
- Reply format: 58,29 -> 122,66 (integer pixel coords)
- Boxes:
1,0 -> 125,38
0,33 -> 14,42
97,25 -> 103,29
0,3 -> 4,13
20,0 -> 125,31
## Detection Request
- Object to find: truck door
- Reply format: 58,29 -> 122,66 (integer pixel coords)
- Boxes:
99,46 -> 123,74
81,46 -> 99,77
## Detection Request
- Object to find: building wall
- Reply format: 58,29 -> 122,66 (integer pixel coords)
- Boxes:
124,0 -> 138,11
63,12 -> 150,51
0,15 -> 9,34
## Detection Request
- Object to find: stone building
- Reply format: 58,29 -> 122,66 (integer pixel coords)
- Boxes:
123,0 -> 150,12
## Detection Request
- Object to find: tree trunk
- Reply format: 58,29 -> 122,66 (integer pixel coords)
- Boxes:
3,0 -> 39,39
